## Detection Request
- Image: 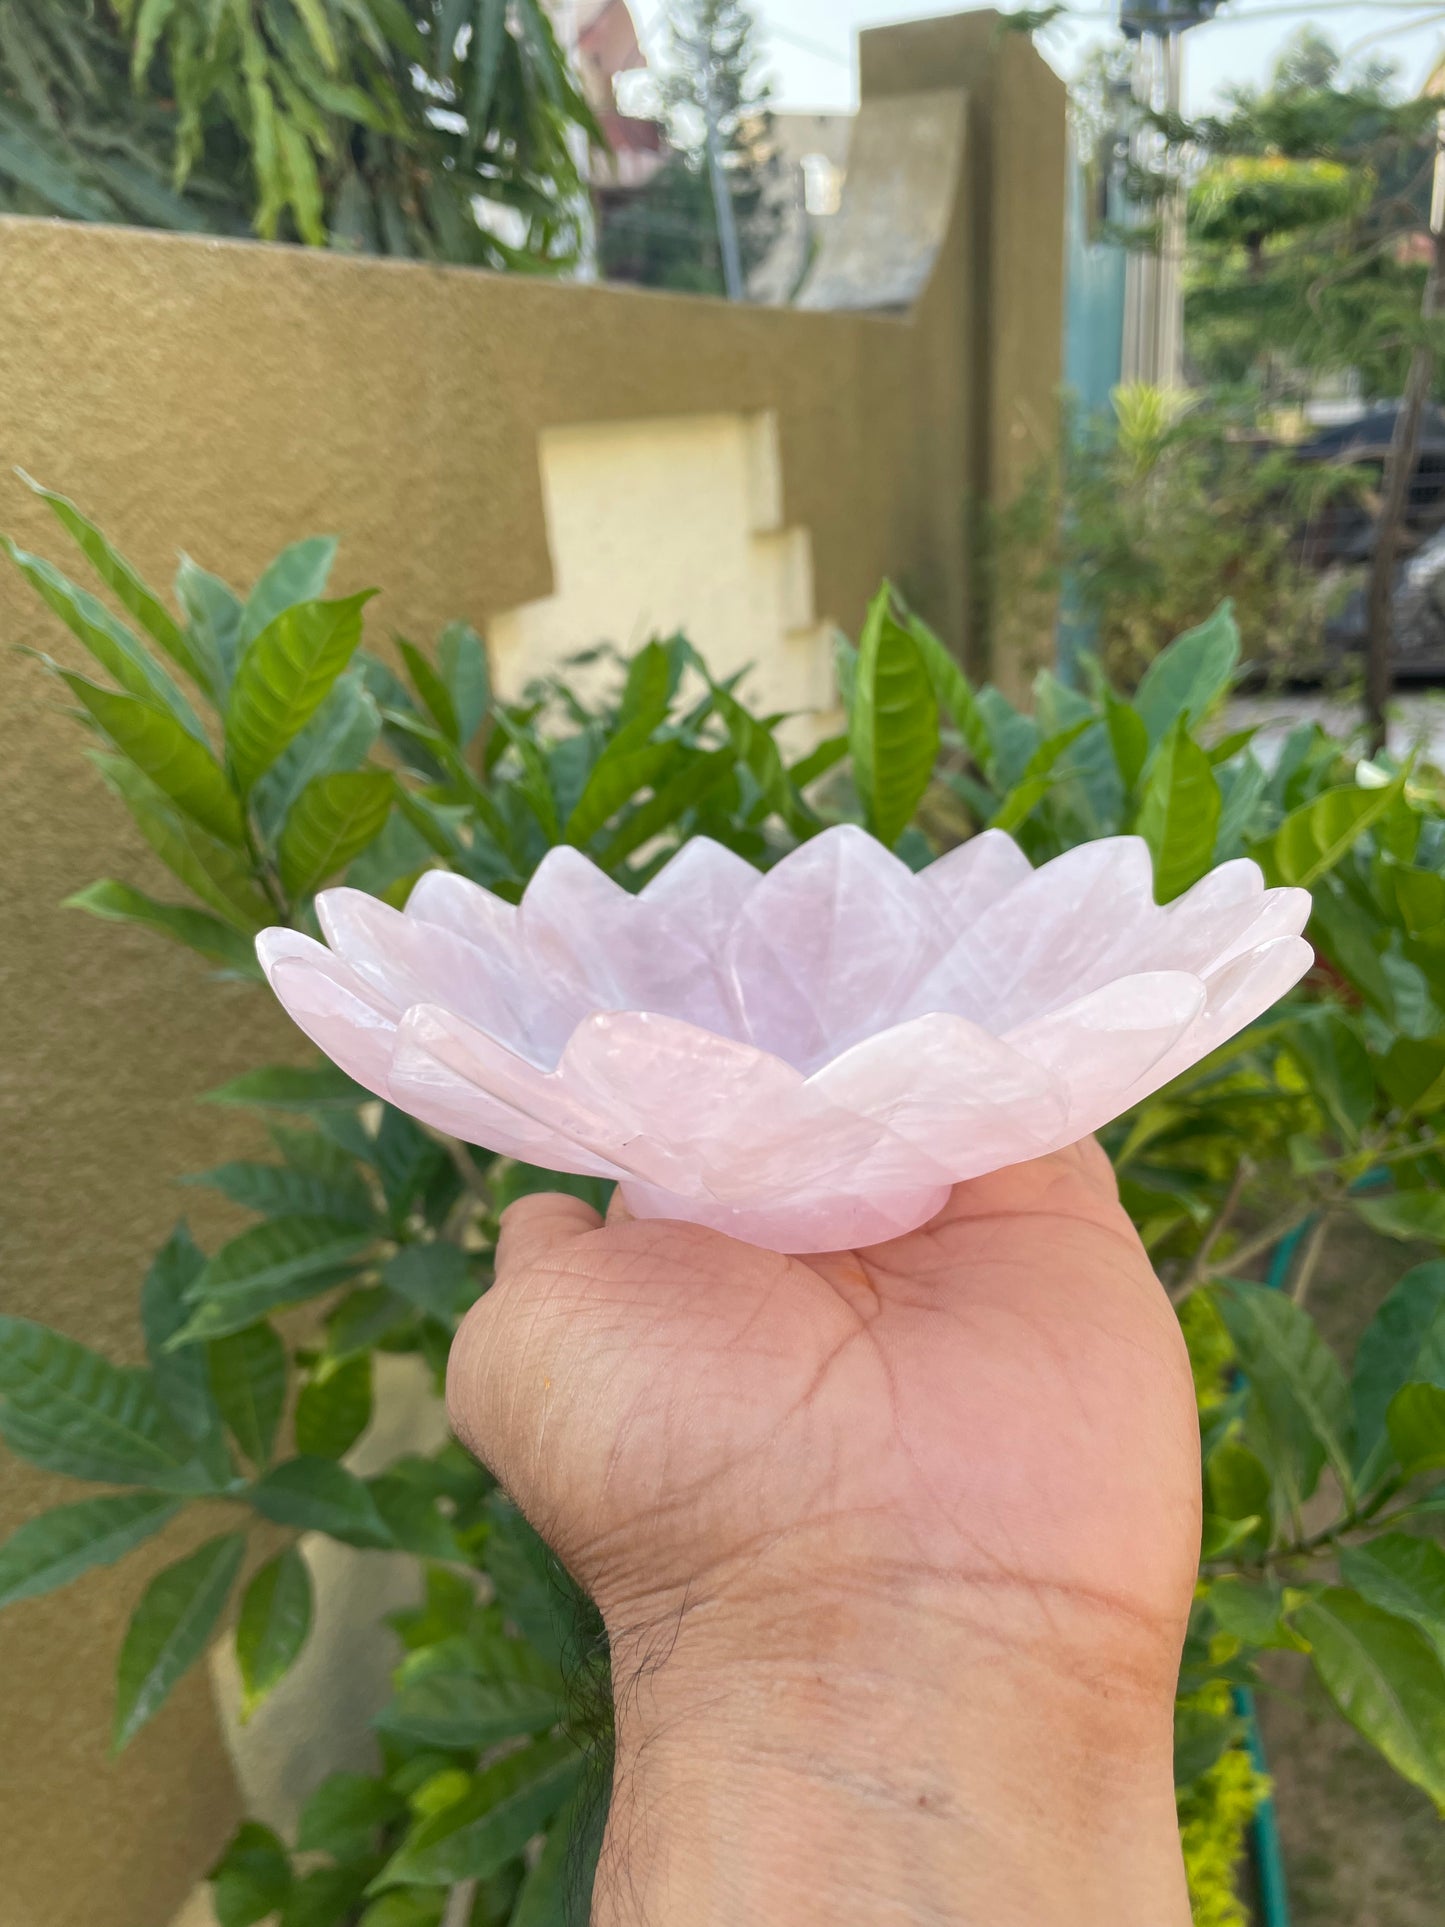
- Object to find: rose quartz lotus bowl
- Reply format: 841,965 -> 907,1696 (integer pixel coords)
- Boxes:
256,826 -> 1312,1254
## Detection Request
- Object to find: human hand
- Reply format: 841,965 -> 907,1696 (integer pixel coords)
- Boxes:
448,1140 -> 1199,1925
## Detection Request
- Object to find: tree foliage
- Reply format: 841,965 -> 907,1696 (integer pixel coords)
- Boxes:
0,0 -> 601,265
7,498 -> 1445,1919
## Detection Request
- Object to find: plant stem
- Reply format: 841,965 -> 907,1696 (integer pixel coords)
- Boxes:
1171,1158 -> 1253,1305
1288,1212 -> 1333,1307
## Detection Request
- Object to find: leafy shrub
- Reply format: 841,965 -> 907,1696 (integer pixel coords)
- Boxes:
988,383 -> 1360,688
5,487 -> 1445,1923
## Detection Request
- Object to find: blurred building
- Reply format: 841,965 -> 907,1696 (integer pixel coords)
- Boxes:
749,111 -> 853,304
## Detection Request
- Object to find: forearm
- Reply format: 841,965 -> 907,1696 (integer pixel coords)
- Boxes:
593,1580 -> 1191,1927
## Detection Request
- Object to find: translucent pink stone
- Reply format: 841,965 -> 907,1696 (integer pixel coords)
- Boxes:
257,825 -> 1312,1253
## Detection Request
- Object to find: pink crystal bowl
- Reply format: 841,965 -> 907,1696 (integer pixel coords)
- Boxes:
256,826 -> 1312,1253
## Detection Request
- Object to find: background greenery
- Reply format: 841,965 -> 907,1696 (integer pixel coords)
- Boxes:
0,0 -> 600,265
4,492 -> 1445,1923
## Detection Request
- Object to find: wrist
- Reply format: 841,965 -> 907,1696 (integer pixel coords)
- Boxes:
595,1563 -> 1190,1926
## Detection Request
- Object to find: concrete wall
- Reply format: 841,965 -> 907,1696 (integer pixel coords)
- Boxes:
0,15 -> 1065,1923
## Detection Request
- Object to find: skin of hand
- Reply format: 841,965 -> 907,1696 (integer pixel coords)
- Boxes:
447,1139 -> 1201,1926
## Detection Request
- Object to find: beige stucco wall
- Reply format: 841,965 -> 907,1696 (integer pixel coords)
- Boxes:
0,14 -> 1065,1923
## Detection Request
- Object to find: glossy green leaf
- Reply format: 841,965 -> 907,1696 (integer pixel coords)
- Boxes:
367,1478 -> 461,1560
64,880 -> 261,972
907,613 -> 992,774
383,1243 -> 473,1319
20,473 -> 203,685
1261,773 -> 1407,889
0,1315 -> 210,1491
279,1864 -> 372,1927
186,1157 -> 375,1228
226,592 -> 374,792
277,770 -> 394,896
210,1821 -> 294,1927
598,744 -> 735,865
176,554 -> 241,697
236,1545 -> 314,1717
849,587 -> 939,848
298,1771 -> 403,1860
357,1895 -> 445,1927
1352,1264 -> 1445,1488
1133,601 -> 1239,744
208,1323 -> 289,1467
1103,688 -> 1148,791
3,537 -> 202,729
374,1734 -> 583,1887
376,1670 -> 565,1749
987,717 -> 1092,834
398,637 -> 460,742
437,621 -> 490,744
1296,1587 -> 1445,1809
251,670 -> 382,838
205,1063 -> 366,1111
94,755 -> 272,927
173,1218 -> 374,1344
0,1492 -> 182,1611
509,1791 -> 581,1927
1387,1382 -> 1445,1477
1378,1036 -> 1445,1118
1214,1279 -> 1353,1507
114,1532 -> 246,1748
563,731 -> 674,848
1340,1535 -> 1445,1655
248,1457 -> 393,1548
240,538 -> 338,645
59,671 -> 243,842
1136,716 -> 1222,902
295,1354 -> 373,1460
1287,1012 -> 1374,1143
1356,1192 -> 1445,1245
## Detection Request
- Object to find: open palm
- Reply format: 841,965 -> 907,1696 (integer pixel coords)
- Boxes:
447,1138 -> 1201,1697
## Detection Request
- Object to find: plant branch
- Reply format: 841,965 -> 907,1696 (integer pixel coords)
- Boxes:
1170,1157 -> 1254,1306
1288,1212 -> 1333,1307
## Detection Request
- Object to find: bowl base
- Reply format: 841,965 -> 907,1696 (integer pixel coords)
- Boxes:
616,1179 -> 953,1255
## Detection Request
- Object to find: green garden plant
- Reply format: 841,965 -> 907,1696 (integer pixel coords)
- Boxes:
4,487 -> 1445,1924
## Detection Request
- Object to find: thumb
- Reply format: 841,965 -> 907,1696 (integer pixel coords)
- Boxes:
446,1189 -> 603,1477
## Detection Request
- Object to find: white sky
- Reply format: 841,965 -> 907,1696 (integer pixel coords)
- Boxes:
632,3 -> 1445,115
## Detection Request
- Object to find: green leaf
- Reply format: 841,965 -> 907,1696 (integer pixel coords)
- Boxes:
252,670 -> 382,838
1352,1264 -> 1445,1488
236,1545 -> 314,1718
367,1478 -> 461,1560
907,613 -> 992,774
1296,1587 -> 1445,1809
1133,602 -> 1239,745
280,1865 -> 372,1927
3,537 -> 203,728
509,1792 -> 581,1927
208,1323 -> 289,1468
248,1457 -> 393,1548
141,1224 -> 224,1446
1103,688 -> 1148,792
205,1064 -> 365,1111
375,1671 -> 565,1750
1207,1576 -> 1293,1649
398,637 -> 461,742
987,717 -> 1092,834
357,1896 -> 445,1927
437,622 -> 490,744
1173,1696 -> 1238,1785
114,1532 -> 247,1749
383,1242 -> 474,1320
0,1315 -> 211,1492
210,1821 -> 294,1927
174,1218 -> 375,1344
1214,1279 -> 1354,1508
1387,1382 -> 1445,1477
0,1492 -> 182,1611
1340,1535 -> 1445,1656
19,473 -> 202,686
278,770 -> 394,896
1287,1012 -> 1375,1144
1136,717 -> 1222,903
64,880 -> 261,972
131,0 -> 182,83
187,1158 -> 375,1228
374,1735 -> 583,1887
1378,1036 -> 1445,1118
563,730 -> 674,849
298,1772 -> 403,1860
241,538 -> 338,645
1357,1192 -> 1445,1245
176,554 -> 241,697
226,593 -> 375,792
848,586 -> 939,849
295,1354 -> 373,1460
1261,773 -> 1407,889
58,671 -> 243,843
94,755 -> 272,928
597,744 -> 735,865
